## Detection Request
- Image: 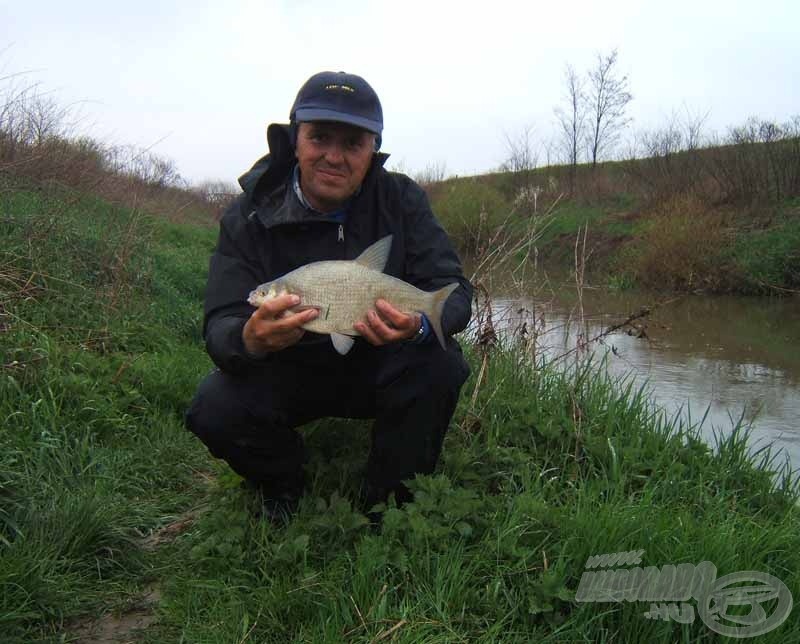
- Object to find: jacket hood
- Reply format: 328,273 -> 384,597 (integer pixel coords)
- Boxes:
237,123 -> 390,205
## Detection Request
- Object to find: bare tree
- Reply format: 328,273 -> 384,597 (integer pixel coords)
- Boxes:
413,160 -> 448,186
618,107 -> 709,202
586,49 -> 633,168
542,136 -> 557,169
554,64 -> 586,192
681,105 -> 709,151
500,124 -> 538,194
501,125 -> 538,173
22,93 -> 71,145
386,157 -> 410,176
193,178 -> 238,217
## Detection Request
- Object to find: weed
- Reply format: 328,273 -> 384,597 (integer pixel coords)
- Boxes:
614,195 -> 731,292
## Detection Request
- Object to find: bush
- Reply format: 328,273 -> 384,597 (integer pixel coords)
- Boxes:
617,195 -> 732,291
430,179 -> 512,253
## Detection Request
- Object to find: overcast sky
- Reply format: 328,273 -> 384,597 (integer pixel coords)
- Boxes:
3,0 -> 798,186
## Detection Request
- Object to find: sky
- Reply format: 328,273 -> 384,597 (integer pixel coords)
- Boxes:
2,0 -> 799,187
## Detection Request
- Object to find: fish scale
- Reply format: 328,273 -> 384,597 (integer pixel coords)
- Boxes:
294,261 -> 434,335
247,235 -> 458,355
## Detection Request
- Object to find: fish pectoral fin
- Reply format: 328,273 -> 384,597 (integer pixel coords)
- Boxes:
330,332 -> 355,355
353,235 -> 392,273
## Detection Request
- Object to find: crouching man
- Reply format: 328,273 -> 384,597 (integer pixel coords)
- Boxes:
185,71 -> 472,522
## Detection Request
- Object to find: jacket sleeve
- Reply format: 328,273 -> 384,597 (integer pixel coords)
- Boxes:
402,181 -> 473,337
202,199 -> 270,374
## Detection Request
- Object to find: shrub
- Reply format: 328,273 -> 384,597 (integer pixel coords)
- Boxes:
430,179 -> 512,253
618,195 -> 732,291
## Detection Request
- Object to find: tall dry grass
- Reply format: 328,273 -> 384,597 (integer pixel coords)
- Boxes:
616,194 -> 733,291
0,76 -> 231,224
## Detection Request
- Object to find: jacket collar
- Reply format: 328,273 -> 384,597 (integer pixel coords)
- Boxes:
237,123 -> 295,203
258,182 -> 332,230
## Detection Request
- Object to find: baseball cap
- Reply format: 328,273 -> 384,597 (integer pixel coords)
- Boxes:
290,71 -> 383,136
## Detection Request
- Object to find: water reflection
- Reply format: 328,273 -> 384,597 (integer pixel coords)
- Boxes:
481,288 -> 800,473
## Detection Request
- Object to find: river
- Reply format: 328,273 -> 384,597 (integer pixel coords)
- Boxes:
482,286 -> 800,477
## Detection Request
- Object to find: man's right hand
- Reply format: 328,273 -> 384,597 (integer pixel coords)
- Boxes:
242,294 -> 319,357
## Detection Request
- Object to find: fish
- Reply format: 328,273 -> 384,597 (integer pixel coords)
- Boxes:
247,235 -> 458,355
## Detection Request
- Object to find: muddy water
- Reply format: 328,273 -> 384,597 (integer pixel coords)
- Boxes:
483,287 -> 800,474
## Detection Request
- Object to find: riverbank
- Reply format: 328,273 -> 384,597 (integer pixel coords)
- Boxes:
487,289 -> 800,483
2,185 -> 798,642
428,157 -> 800,295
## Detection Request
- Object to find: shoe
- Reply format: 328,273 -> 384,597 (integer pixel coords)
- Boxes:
242,471 -> 306,525
360,480 -> 412,512
257,491 -> 300,525
359,480 -> 413,531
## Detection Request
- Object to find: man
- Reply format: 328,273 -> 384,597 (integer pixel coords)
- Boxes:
185,71 -> 472,522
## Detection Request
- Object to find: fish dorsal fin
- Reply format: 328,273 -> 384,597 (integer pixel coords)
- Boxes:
353,235 -> 392,273
330,332 -> 355,355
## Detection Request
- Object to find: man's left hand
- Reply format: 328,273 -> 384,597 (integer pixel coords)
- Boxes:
355,299 -> 421,346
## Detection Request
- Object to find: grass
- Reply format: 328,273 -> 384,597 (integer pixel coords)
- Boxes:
1,184 -> 799,643
428,179 -> 515,252
725,200 -> 800,293
429,166 -> 800,294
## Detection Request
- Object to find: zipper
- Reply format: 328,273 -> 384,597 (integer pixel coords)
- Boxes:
337,224 -> 344,242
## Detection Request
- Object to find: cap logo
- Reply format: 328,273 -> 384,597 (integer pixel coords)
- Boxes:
324,83 -> 355,93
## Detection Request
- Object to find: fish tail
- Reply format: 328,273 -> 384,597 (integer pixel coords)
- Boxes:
427,283 -> 459,349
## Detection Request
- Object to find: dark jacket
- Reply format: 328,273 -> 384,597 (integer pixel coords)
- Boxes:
203,123 -> 472,374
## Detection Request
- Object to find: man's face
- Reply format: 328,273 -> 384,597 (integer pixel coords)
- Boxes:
295,121 -> 375,212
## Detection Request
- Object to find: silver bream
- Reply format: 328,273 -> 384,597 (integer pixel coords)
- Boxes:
247,235 -> 458,355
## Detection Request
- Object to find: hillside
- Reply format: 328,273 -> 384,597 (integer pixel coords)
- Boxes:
426,130 -> 800,294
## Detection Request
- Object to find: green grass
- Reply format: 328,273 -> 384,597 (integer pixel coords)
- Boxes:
428,179 -> 515,251
537,203 -> 608,244
726,204 -> 800,292
1,184 -> 798,643
430,169 -> 800,294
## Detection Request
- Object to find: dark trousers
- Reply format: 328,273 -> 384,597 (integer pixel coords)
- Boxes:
185,339 -> 470,506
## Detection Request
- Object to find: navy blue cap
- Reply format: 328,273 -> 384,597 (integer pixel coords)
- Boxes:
290,71 -> 383,136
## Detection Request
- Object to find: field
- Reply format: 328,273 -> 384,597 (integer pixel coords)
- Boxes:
2,183 -> 798,642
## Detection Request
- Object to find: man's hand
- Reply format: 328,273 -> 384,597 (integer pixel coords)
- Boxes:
243,294 -> 319,357
354,299 -> 421,346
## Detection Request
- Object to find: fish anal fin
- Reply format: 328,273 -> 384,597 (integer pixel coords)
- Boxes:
353,235 -> 392,273
330,332 -> 355,355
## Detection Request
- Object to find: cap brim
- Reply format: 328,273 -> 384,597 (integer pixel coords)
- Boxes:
294,108 -> 382,134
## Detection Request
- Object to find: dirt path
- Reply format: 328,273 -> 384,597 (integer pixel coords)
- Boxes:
64,506 -> 206,643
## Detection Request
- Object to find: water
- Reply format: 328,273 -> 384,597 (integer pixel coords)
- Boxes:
483,287 -> 800,474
